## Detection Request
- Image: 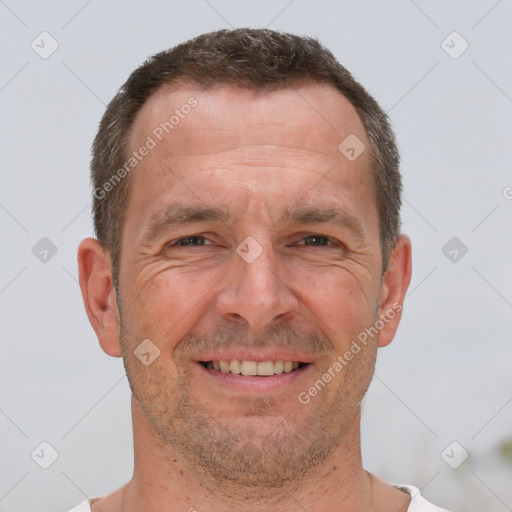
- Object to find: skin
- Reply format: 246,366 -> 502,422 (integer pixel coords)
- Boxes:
78,83 -> 412,512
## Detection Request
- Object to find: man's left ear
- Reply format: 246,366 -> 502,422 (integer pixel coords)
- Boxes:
377,234 -> 412,348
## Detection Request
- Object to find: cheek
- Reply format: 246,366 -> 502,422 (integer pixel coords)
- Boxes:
122,268 -> 213,348
294,267 -> 377,343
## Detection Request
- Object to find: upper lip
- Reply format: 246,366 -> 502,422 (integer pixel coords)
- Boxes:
194,351 -> 313,363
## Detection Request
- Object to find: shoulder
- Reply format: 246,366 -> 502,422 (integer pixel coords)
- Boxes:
393,485 -> 452,512
68,483 -> 127,511
66,498 -> 100,512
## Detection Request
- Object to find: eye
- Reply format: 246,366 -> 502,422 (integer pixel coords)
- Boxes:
297,235 -> 333,247
172,235 -> 213,247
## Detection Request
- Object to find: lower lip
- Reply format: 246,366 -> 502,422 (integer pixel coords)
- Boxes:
194,362 -> 312,392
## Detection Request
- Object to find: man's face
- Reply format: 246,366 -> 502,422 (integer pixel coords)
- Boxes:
118,83 -> 384,485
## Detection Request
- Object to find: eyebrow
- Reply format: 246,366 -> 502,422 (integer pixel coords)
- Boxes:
140,202 -> 365,245
281,206 -> 365,238
141,204 -> 229,245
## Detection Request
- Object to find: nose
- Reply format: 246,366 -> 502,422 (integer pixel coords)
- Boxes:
215,242 -> 299,330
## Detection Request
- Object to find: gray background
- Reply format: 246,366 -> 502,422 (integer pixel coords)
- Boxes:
1,1 -> 511,511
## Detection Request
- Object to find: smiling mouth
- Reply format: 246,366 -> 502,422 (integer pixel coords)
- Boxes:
199,360 -> 308,376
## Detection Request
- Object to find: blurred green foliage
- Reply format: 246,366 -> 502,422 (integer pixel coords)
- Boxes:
499,438 -> 512,463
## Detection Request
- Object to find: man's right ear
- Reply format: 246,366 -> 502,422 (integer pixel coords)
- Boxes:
77,238 -> 122,357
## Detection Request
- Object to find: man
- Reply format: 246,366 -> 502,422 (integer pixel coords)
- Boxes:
73,28 -> 450,511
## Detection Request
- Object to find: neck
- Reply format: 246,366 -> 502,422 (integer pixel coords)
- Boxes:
121,395 -> 374,512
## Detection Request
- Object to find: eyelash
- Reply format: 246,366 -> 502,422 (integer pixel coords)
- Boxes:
172,235 -> 214,247
167,234 -> 339,249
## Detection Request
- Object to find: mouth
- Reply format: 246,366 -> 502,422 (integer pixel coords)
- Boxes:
193,352 -> 314,393
199,359 -> 309,376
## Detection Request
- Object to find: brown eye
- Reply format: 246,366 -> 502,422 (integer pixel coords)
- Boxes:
173,236 -> 211,247
301,235 -> 331,246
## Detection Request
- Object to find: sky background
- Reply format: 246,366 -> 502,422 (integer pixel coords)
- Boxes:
1,1 -> 511,511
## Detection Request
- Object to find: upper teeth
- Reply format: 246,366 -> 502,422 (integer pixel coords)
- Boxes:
206,360 -> 300,376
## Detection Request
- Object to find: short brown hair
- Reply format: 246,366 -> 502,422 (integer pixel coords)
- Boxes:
91,28 -> 401,283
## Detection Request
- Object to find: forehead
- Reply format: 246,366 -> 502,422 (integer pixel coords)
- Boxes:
128,82 -> 369,165
124,83 -> 375,232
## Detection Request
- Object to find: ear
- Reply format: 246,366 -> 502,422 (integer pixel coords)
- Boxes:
377,234 -> 412,348
77,238 -> 122,357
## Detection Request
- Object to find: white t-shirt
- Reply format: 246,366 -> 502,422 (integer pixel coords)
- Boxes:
67,485 -> 450,511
